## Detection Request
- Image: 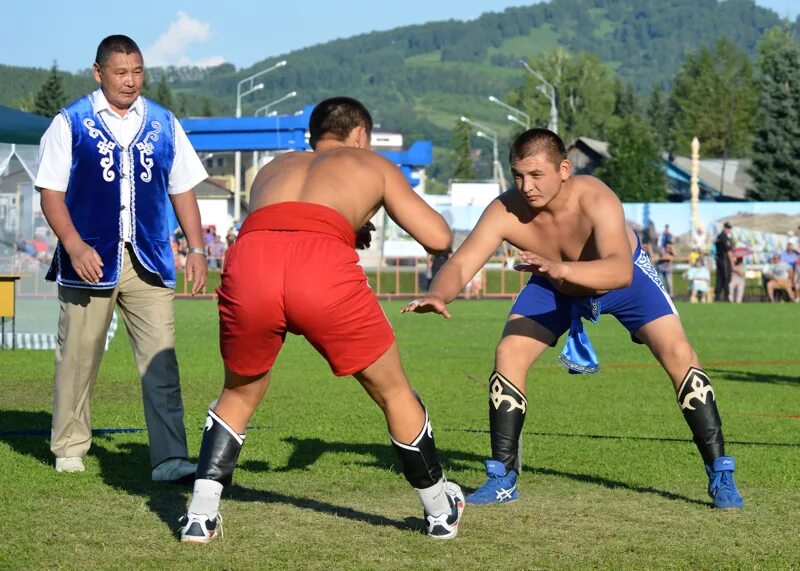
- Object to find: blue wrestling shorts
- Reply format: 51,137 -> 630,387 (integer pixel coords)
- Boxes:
510,240 -> 677,345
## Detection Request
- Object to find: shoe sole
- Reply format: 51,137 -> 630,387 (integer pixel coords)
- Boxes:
180,535 -> 214,544
428,497 -> 465,540
465,497 -> 518,506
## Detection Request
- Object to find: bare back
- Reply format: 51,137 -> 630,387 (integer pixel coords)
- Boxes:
247,147 -> 450,253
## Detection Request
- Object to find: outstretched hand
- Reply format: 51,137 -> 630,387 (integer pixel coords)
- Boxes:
513,251 -> 569,281
401,294 -> 451,319
355,221 -> 376,250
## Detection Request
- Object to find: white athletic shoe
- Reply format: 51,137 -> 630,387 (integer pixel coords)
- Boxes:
152,458 -> 196,483
179,512 -> 222,544
425,481 -> 465,540
55,457 -> 85,473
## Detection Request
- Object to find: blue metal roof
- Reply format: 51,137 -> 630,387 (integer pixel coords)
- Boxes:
180,104 -> 432,187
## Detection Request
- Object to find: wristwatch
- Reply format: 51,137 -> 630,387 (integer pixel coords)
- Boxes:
188,247 -> 207,257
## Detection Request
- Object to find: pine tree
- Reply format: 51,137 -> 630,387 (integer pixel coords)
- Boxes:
646,85 -> 672,151
670,37 -> 759,156
595,113 -> 665,203
451,119 -> 474,179
201,98 -> 214,117
33,62 -> 67,118
748,27 -> 800,201
154,74 -> 173,109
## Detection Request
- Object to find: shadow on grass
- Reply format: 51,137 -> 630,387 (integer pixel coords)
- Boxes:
225,485 -> 420,534
0,412 -> 739,529
257,436 -> 709,508
270,436 -> 484,475
707,367 -> 800,386
527,466 -> 709,508
0,409 -> 52,466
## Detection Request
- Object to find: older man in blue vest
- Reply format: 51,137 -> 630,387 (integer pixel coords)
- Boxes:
36,35 -> 208,481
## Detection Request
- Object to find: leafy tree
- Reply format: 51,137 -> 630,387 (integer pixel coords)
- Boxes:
646,85 -> 672,151
451,119 -> 474,179
153,74 -> 173,109
33,62 -> 67,117
670,37 -> 759,156
612,79 -> 638,119
748,27 -> 800,200
511,49 -> 617,143
595,113 -> 665,203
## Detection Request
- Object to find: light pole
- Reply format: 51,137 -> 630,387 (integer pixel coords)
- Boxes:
254,90 -> 297,116
460,116 -> 503,188
233,60 -> 287,221
488,95 -> 530,130
519,59 -> 558,134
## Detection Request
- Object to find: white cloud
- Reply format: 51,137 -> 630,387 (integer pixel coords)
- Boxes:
143,11 -> 226,68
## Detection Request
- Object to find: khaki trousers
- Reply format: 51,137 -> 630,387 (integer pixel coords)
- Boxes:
51,246 -> 189,467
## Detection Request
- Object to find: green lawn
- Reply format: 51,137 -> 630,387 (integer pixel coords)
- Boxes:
1,300 -> 798,569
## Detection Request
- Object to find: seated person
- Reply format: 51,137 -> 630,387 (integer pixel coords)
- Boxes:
763,254 -> 796,302
684,258 -> 710,303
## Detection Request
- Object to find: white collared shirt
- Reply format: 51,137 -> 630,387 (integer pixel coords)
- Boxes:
35,89 -> 208,242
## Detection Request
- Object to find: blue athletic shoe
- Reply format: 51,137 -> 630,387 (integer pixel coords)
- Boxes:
706,456 -> 744,510
465,460 -> 518,505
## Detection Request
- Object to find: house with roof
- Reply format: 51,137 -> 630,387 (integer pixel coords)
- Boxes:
565,136 -> 751,202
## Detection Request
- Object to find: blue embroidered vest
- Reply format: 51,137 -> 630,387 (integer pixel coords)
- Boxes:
46,95 -> 177,288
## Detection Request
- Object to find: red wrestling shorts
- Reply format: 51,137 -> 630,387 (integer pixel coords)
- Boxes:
217,202 -> 395,376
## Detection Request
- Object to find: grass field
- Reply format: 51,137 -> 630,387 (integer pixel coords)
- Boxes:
1,300 -> 799,569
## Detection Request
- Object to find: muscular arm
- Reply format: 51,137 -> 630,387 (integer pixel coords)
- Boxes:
402,199 -> 506,317
170,190 -> 207,295
561,186 -> 633,290
40,188 -> 103,283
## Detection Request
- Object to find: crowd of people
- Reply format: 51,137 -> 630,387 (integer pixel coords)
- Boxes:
642,222 -> 799,303
172,223 -> 238,271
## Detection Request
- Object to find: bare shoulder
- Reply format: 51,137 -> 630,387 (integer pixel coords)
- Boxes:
572,175 -> 622,211
496,188 -> 535,223
260,150 -> 312,173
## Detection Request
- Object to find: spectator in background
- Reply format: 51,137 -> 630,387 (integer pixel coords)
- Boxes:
780,242 -> 797,286
659,224 -> 672,251
208,234 -> 226,270
728,257 -> 746,304
203,226 -> 216,247
656,237 -> 675,297
714,222 -> 734,302
688,247 -> 701,266
225,225 -> 237,248
14,235 -> 28,253
763,254 -> 796,302
685,258 -> 711,303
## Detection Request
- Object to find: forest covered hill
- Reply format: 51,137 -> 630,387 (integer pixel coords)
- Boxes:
2,0 -> 796,181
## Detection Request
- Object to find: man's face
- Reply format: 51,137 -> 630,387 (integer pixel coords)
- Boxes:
93,51 -> 144,114
510,152 -> 569,208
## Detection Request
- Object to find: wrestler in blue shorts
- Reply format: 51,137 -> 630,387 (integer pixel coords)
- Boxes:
512,239 -> 677,356
405,127 -> 743,512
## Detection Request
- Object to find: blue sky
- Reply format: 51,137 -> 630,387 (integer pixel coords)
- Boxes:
1,0 -> 797,73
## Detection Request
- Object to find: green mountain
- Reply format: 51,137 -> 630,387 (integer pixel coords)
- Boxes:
2,0 -> 795,181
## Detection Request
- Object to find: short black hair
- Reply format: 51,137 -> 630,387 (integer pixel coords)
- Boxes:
308,97 -> 373,150
95,35 -> 142,68
509,128 -> 566,168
